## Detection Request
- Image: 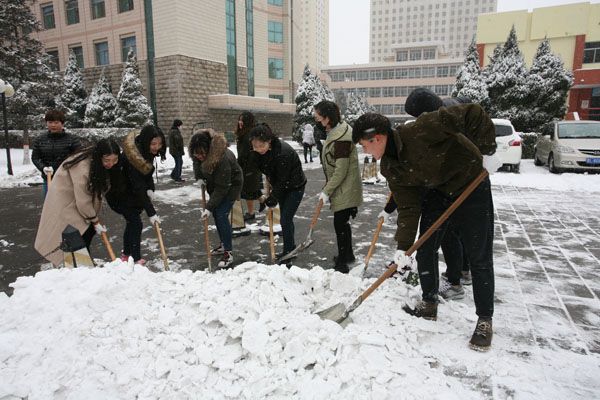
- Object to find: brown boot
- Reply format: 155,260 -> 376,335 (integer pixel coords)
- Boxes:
402,300 -> 437,321
469,318 -> 493,351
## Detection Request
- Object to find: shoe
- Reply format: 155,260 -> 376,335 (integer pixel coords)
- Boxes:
258,202 -> 266,213
469,318 -> 493,351
439,282 -> 465,300
334,255 -> 356,265
461,271 -> 472,286
176,178 -> 186,183
277,251 -> 297,261
135,258 -> 146,266
333,263 -> 349,274
218,251 -> 234,269
402,300 -> 438,321
120,252 -> 129,262
211,244 -> 224,255
305,160 -> 308,164
243,213 -> 255,221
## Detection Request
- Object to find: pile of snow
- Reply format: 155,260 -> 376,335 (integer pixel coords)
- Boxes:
1,262 -> 598,399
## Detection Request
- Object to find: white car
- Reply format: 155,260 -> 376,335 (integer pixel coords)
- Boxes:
492,118 -> 522,173
534,120 -> 600,173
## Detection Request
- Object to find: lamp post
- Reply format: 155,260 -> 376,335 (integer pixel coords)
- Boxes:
0,79 -> 15,176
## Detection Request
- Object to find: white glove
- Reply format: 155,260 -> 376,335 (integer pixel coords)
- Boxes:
318,192 -> 329,204
43,166 -> 53,174
149,215 -> 162,225
377,210 -> 393,223
200,208 -> 211,220
198,179 -> 206,189
482,154 -> 502,174
94,223 -> 107,235
146,189 -> 155,200
394,249 -> 415,271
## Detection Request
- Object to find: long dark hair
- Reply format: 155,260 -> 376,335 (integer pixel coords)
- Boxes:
63,138 -> 121,200
235,111 -> 256,139
136,125 -> 166,161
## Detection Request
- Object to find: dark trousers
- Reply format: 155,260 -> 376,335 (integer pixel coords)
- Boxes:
110,204 -> 143,261
416,177 -> 495,318
441,226 -> 470,285
303,143 -> 313,162
171,155 -> 183,180
316,141 -> 323,164
333,207 -> 357,265
213,199 -> 234,251
279,188 -> 304,254
82,224 -> 96,252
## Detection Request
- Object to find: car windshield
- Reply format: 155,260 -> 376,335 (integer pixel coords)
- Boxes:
494,124 -> 513,137
558,123 -> 600,139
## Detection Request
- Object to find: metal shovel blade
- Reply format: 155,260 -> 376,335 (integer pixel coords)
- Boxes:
315,303 -> 352,327
277,237 -> 315,262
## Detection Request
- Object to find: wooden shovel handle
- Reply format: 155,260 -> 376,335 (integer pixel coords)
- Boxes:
359,170 -> 489,302
100,231 -> 116,261
154,221 -> 169,271
268,208 -> 276,263
46,171 -> 52,187
310,199 -> 324,229
363,217 -> 384,270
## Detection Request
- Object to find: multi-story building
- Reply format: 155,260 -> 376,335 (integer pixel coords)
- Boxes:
29,0 -> 328,134
292,0 -> 329,81
477,2 -> 600,120
369,0 -> 497,63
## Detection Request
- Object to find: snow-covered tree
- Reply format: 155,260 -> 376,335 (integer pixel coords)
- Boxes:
114,51 -> 153,128
84,70 -> 117,128
344,92 -> 373,127
293,65 -> 334,140
452,37 -> 489,107
522,38 -> 573,132
56,51 -> 88,127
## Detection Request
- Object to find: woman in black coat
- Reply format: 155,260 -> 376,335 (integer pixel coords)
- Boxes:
235,111 -> 262,220
250,123 -> 306,261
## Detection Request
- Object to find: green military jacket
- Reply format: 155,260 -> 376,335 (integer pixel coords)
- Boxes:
321,121 -> 363,212
380,103 -> 496,249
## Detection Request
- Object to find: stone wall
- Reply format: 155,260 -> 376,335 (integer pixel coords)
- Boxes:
208,109 -> 295,142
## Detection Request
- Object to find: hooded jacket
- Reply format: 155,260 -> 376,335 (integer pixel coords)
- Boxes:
193,133 -> 243,211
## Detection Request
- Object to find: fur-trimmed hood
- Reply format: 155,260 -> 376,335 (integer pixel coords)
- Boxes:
201,131 -> 228,175
123,131 -> 154,175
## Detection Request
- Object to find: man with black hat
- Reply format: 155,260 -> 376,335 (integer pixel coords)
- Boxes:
352,91 -> 498,351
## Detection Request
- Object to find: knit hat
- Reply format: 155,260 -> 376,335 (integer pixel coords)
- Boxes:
405,88 -> 443,117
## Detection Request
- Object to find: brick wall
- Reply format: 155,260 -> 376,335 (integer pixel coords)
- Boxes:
208,109 -> 294,142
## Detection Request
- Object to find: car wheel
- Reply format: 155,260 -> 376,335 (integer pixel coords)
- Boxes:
513,163 -> 520,173
533,150 -> 543,166
548,153 -> 561,174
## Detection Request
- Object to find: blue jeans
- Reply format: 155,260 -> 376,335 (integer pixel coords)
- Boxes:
171,155 -> 183,180
213,199 -> 234,251
279,188 -> 304,254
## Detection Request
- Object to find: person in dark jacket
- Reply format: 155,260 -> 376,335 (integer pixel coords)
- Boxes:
190,129 -> 243,269
32,109 -> 81,197
352,102 -> 497,352
169,119 -> 185,182
250,123 -> 307,262
235,111 -> 262,221
106,125 -> 166,265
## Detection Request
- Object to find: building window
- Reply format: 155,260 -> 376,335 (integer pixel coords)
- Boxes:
47,49 -> 59,71
268,0 -> 283,5
41,3 -> 55,29
268,58 -> 284,79
396,50 -> 408,61
584,42 -> 600,63
118,0 -> 134,13
90,0 -> 105,19
226,0 -> 237,94
423,48 -> 435,60
65,0 -> 80,25
246,0 -> 255,96
120,36 -> 136,61
409,49 -> 422,60
94,41 -> 109,65
269,94 -> 284,103
70,46 -> 84,68
268,21 -> 283,43
436,66 -> 449,77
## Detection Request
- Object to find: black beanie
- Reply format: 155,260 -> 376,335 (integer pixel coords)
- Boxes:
405,88 -> 443,117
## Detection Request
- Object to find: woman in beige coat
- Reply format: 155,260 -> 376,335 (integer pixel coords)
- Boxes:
35,139 -> 121,266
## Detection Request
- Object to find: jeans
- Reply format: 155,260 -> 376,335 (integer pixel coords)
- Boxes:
279,188 -> 304,254
333,207 -> 357,265
171,155 -> 183,180
110,203 -> 143,261
303,144 -> 313,162
416,177 -> 495,318
213,199 -> 234,251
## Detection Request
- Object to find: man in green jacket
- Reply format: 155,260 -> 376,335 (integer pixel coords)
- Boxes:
352,102 -> 497,351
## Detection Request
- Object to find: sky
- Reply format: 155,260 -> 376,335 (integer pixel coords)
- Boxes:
329,0 -> 600,65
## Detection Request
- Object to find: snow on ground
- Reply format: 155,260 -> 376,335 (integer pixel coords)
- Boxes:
1,260 -> 597,399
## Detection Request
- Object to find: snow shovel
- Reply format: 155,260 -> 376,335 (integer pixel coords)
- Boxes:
153,221 -> 170,271
317,170 -> 489,325
98,222 -> 116,261
46,171 -> 52,189
201,185 -> 212,272
277,198 -> 324,262
361,193 -> 393,276
268,207 -> 276,263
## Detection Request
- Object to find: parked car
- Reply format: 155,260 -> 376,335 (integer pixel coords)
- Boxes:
534,120 -> 600,174
492,118 -> 522,173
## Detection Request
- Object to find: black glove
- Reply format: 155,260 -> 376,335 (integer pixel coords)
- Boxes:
265,196 -> 278,208
384,196 -> 397,214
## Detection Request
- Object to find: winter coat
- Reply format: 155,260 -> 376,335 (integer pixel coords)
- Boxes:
236,130 -> 262,199
380,103 -> 496,250
31,130 -> 81,180
302,124 -> 315,146
254,138 -> 306,204
168,127 -> 184,157
34,156 -> 102,266
321,121 -> 363,212
193,133 -> 243,211
105,131 -> 157,217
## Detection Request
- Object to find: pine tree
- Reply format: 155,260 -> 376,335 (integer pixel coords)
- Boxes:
84,70 -> 117,128
114,50 -> 153,128
344,92 -> 372,127
523,38 -> 573,132
294,64 -> 333,140
57,51 -> 88,127
452,37 -> 489,107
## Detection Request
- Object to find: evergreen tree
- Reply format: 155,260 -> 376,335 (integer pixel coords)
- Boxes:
84,70 -> 117,128
293,64 -> 333,140
344,92 -> 373,127
452,37 -> 489,107
57,51 -> 88,127
523,38 -> 573,132
114,51 -> 153,128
